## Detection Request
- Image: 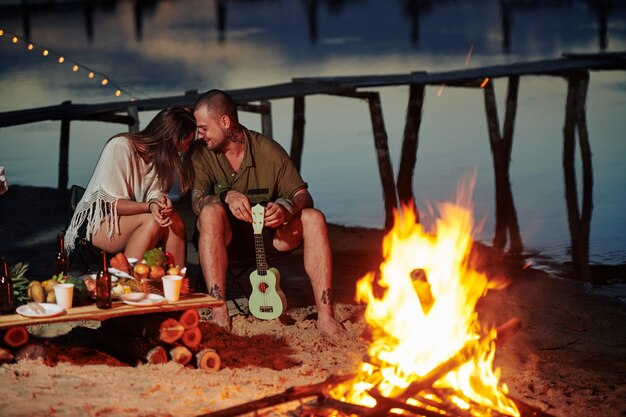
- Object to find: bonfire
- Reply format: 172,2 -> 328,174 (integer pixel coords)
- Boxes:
329,189 -> 519,416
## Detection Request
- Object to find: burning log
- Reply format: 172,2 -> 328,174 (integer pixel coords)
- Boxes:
361,318 -> 522,417
195,348 -> 221,371
101,314 -> 185,344
2,325 -> 29,349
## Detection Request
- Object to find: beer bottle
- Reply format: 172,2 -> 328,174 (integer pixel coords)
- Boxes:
53,232 -> 68,277
96,250 -> 112,309
0,257 -> 15,315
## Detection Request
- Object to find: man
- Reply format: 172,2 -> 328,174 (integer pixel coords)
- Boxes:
190,89 -> 345,337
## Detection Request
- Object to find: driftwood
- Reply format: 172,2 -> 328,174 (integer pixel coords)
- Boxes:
2,325 -> 29,348
101,314 -> 185,344
196,374 -> 353,417
95,325 -> 168,365
0,347 -> 14,363
196,348 -> 221,372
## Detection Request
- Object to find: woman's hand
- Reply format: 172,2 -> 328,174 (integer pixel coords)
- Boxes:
148,196 -> 173,227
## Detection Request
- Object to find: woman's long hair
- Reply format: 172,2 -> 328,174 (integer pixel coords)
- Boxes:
117,106 -> 195,195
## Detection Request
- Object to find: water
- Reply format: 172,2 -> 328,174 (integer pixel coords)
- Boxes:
1,0 -> 625,271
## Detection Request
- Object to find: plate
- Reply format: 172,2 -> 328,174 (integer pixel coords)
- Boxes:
16,303 -> 65,318
120,293 -> 165,306
108,268 -> 132,280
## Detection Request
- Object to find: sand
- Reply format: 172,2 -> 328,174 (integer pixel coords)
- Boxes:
1,186 -> 625,416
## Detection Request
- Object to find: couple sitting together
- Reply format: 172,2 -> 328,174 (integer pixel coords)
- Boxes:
65,89 -> 345,337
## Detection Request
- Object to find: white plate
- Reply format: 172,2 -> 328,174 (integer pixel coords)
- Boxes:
108,268 -> 132,280
120,293 -> 165,306
16,303 -> 65,318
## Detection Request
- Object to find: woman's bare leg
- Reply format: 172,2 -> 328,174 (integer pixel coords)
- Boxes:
91,213 -> 163,259
162,210 -> 187,267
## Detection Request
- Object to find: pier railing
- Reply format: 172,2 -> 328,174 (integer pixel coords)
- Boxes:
1,52 -> 625,280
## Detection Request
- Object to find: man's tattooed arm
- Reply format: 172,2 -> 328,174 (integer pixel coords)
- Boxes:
191,189 -> 221,215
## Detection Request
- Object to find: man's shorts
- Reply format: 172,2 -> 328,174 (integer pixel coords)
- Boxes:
194,208 -> 275,261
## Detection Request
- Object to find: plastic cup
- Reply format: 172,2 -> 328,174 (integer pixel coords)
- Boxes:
162,275 -> 183,302
54,283 -> 74,309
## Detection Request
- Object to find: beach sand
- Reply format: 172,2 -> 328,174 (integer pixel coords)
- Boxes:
1,185 -> 625,417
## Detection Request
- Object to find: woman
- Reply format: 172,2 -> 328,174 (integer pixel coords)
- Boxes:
65,106 -> 196,266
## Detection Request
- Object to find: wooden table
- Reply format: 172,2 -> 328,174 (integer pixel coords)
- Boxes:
0,293 -> 223,330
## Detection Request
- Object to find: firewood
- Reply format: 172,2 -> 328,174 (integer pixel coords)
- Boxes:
0,347 -> 14,364
181,326 -> 202,349
196,348 -> 221,371
95,325 -> 168,365
195,374 -> 353,417
169,344 -> 193,365
15,342 -> 46,362
102,315 -> 185,344
2,326 -> 29,348
363,319 -> 523,417
165,308 -> 200,329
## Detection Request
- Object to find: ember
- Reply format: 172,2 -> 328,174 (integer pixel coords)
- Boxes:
329,188 -> 519,416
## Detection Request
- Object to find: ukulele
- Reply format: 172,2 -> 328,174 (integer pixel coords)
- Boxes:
248,204 -> 287,320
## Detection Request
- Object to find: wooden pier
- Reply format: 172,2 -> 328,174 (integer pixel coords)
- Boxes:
1,52 -> 625,280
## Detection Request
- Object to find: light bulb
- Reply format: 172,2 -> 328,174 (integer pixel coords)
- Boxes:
0,29 -> 4,36
58,56 -> 65,63
27,43 -> 34,50
12,36 -> 18,43
101,79 -> 108,86
72,65 -> 79,72
88,72 -> 94,78
115,90 -> 121,97
43,49 -> 49,56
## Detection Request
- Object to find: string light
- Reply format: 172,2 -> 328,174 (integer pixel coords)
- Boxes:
0,26 -> 146,99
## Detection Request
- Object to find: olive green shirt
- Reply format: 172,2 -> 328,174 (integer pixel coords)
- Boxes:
191,127 -> 307,205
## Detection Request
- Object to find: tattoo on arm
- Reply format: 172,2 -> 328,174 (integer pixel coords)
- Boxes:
208,284 -> 225,301
320,288 -> 332,305
192,189 -> 221,215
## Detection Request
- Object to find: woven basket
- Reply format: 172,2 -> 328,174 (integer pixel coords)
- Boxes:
141,277 -> 190,296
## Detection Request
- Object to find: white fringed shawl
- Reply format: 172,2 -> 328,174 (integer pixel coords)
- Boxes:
65,136 -> 164,252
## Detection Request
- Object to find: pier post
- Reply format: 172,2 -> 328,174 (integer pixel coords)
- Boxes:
396,84 -> 425,220
127,105 -> 140,133
290,96 -> 306,170
58,100 -> 71,196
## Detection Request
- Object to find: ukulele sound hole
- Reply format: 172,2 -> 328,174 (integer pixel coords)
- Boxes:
258,282 -> 269,293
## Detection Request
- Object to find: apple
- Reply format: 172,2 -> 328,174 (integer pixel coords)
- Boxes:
149,265 -> 165,281
133,263 -> 150,279
166,266 -> 181,276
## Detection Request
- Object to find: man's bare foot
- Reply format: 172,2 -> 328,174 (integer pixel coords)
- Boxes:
211,305 -> 231,331
317,315 -> 346,338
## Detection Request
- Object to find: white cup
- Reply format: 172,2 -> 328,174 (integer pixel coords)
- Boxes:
54,283 -> 74,309
162,275 -> 183,302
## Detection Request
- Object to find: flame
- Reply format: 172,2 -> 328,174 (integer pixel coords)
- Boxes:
331,188 -> 519,416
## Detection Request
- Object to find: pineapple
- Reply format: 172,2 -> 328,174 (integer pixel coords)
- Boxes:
10,262 -> 30,306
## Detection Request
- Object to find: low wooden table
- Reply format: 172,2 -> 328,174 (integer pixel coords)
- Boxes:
0,293 -> 223,330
